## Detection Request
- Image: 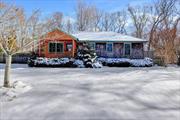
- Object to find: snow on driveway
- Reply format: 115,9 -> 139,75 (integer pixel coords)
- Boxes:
0,64 -> 180,120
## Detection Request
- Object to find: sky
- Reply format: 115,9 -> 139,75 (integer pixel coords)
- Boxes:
5,0 -> 153,18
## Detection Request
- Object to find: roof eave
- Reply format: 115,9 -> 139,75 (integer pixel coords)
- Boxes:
78,40 -> 148,42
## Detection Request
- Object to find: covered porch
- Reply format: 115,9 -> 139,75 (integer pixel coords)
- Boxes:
87,42 -> 144,59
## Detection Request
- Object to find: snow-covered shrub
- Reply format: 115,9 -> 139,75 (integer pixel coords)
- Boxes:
130,58 -> 153,67
98,58 -> 131,67
28,57 -> 102,68
98,57 -> 153,67
28,57 -> 74,67
130,57 -> 153,67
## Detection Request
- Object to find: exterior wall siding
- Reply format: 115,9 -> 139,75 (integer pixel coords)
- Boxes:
38,39 -> 76,58
84,42 -> 144,59
37,30 -> 77,58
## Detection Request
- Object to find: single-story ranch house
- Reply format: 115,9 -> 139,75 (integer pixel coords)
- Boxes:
73,32 -> 147,59
36,29 -> 147,59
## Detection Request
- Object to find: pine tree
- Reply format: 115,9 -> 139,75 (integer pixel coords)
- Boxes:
77,43 -> 97,68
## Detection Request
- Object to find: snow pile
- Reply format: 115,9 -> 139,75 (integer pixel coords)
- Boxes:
73,60 -> 85,68
0,81 -> 32,102
98,57 -> 153,67
92,61 -> 103,68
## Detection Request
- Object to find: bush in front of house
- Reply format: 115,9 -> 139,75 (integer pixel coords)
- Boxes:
107,62 -> 131,67
28,57 -> 75,67
28,57 -> 102,68
105,58 -> 131,67
98,57 -> 153,67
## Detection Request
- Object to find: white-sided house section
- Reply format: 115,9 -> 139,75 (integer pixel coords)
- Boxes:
73,32 -> 148,59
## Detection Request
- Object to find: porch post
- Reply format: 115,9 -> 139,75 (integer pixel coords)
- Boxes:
38,40 -> 41,57
72,40 -> 74,57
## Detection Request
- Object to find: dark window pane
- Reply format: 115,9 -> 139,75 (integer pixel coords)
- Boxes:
125,44 -> 130,55
49,43 -> 56,53
107,43 -> 113,52
56,43 -> 63,53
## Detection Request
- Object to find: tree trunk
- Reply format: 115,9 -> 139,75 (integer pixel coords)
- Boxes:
3,54 -> 12,88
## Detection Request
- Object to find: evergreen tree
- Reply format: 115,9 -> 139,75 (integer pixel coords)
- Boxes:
77,43 -> 97,68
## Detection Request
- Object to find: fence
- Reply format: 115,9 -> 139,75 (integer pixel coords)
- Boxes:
0,53 -> 31,63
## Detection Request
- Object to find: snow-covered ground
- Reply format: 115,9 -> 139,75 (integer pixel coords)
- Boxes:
0,64 -> 180,120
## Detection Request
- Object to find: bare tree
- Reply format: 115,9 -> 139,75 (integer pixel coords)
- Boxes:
149,0 -> 180,64
110,11 -> 127,34
91,7 -> 103,32
76,1 -> 104,32
148,0 -> 177,50
65,19 -> 73,33
101,12 -> 113,31
76,0 -> 87,31
44,11 -> 63,32
152,18 -> 180,64
29,10 -> 41,52
0,2 -> 41,87
52,12 -> 63,29
128,5 -> 149,38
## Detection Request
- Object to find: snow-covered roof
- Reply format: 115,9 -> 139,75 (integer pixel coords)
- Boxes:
73,32 -> 147,42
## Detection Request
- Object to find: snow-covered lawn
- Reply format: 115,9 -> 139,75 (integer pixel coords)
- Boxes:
0,64 -> 180,120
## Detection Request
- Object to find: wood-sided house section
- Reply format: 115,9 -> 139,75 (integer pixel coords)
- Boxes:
37,29 -> 78,58
73,32 -> 147,59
